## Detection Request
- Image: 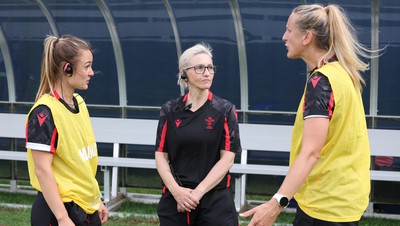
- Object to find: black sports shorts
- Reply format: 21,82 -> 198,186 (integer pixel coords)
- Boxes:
293,205 -> 359,226
31,191 -> 101,226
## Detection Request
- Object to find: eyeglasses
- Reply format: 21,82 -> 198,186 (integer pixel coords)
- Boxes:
185,64 -> 217,74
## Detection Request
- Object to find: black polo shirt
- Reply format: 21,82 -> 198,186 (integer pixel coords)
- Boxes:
155,91 -> 242,190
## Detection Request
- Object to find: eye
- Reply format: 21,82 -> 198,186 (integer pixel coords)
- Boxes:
194,65 -> 205,70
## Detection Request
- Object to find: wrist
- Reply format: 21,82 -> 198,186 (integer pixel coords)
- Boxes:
168,183 -> 181,195
55,212 -> 69,222
272,193 -> 289,209
194,185 -> 206,196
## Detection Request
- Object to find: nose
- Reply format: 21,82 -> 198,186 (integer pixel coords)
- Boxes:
282,31 -> 287,42
203,67 -> 212,76
89,68 -> 95,77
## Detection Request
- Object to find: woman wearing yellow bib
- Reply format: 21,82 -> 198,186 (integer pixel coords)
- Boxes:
241,4 -> 373,226
26,35 -> 108,226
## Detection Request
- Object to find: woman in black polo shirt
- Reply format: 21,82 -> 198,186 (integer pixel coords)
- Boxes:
155,42 -> 242,226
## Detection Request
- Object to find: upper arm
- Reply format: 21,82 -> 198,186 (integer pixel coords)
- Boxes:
302,73 -> 332,157
304,72 -> 334,119
26,105 -> 58,153
302,117 -> 329,157
155,106 -> 168,153
31,149 -> 54,172
221,105 -> 242,153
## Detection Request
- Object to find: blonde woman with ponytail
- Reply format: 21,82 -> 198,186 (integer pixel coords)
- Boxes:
26,35 -> 108,225
241,4 -> 372,226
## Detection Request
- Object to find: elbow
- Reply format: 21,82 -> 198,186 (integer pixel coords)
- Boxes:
34,165 -> 51,180
299,147 -> 321,167
227,159 -> 234,169
310,155 -> 320,166
308,151 -> 320,166
221,151 -> 236,169
226,155 -> 235,169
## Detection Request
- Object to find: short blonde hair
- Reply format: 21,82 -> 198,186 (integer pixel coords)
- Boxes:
177,42 -> 213,95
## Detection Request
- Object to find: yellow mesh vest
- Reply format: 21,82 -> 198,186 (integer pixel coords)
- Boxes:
290,62 -> 370,222
27,94 -> 100,213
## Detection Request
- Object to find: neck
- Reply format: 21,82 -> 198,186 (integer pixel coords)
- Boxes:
54,82 -> 74,105
186,89 -> 209,111
303,47 -> 329,69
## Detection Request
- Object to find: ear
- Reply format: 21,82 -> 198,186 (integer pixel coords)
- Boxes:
302,30 -> 313,45
180,70 -> 188,80
63,63 -> 73,76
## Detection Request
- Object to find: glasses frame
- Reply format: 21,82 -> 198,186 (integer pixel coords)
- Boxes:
184,64 -> 217,74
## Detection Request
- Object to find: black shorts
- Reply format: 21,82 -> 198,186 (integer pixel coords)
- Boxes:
31,191 -> 101,226
157,187 -> 238,226
293,206 -> 359,226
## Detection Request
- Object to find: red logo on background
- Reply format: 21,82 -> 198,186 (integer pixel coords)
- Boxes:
205,117 -> 215,129
310,75 -> 321,88
37,113 -> 47,127
175,119 -> 182,128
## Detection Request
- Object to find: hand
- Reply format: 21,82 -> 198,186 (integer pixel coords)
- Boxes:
172,187 -> 199,212
239,200 -> 282,226
98,201 -> 109,223
176,189 -> 204,213
190,188 -> 204,202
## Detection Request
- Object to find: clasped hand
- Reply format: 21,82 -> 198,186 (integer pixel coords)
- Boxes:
173,187 -> 200,212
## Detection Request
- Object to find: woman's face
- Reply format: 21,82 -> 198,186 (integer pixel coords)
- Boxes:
186,53 -> 214,91
282,13 -> 307,59
67,49 -> 94,90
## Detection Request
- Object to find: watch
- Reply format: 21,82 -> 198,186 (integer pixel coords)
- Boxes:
273,193 -> 289,208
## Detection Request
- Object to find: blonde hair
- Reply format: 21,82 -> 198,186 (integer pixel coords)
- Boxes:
293,4 -> 372,90
177,42 -> 213,95
35,34 -> 92,101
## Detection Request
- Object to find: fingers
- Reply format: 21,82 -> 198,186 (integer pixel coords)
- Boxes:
100,211 -> 109,223
188,193 -> 200,205
178,200 -> 196,212
185,198 -> 198,209
99,202 -> 109,223
239,208 -> 255,218
177,203 -> 192,213
240,209 -> 258,226
177,200 -> 196,211
174,187 -> 199,212
189,189 -> 202,205
239,202 -> 280,226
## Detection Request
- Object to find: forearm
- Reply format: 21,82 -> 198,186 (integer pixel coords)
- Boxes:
277,153 -> 319,199
155,152 -> 180,194
195,151 -> 234,196
155,151 -> 199,211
